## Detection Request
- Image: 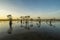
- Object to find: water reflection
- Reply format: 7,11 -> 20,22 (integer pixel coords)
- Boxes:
9,18 -> 12,29
49,19 -> 56,28
50,20 -> 52,26
52,25 -> 56,28
38,24 -> 41,28
24,21 -> 30,30
30,24 -> 33,27
7,27 -> 12,34
36,23 -> 41,28
0,20 -> 60,40
20,19 -> 23,24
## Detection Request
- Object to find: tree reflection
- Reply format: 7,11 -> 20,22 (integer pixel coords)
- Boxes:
49,19 -> 53,26
7,27 -> 12,34
30,18 -> 33,27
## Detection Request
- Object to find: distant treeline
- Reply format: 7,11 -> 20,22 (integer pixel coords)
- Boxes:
0,19 -> 60,21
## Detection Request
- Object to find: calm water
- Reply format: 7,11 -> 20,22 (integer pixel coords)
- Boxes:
0,21 -> 60,39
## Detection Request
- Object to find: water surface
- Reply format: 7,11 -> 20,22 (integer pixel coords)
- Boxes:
0,21 -> 60,40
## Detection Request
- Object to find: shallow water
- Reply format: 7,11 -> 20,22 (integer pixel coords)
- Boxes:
0,21 -> 60,39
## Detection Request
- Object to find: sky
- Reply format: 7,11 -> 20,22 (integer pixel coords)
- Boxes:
0,0 -> 60,19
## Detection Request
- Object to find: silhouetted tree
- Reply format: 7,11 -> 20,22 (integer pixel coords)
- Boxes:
7,15 -> 12,29
37,17 -> 41,27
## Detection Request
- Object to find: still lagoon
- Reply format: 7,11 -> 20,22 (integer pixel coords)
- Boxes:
0,21 -> 60,40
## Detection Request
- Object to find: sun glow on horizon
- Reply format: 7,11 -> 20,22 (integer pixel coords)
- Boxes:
0,9 -> 60,19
